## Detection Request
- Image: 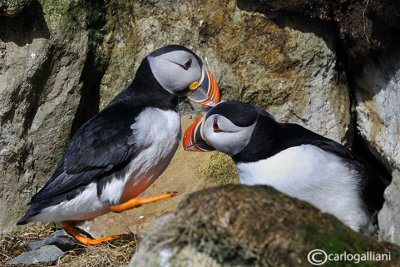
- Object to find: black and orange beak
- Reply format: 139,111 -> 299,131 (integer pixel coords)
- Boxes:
182,118 -> 215,152
187,68 -> 220,107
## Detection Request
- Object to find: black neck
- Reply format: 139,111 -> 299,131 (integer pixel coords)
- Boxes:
232,118 -> 329,163
109,58 -> 179,111
232,116 -> 280,163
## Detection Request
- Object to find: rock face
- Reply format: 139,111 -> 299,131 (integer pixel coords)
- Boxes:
0,0 -> 108,231
355,50 -> 400,245
379,169 -> 400,246
245,0 -> 400,68
130,184 -> 400,267
355,50 -> 400,171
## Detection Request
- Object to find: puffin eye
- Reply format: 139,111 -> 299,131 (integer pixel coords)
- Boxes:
182,58 -> 192,70
213,120 -> 222,133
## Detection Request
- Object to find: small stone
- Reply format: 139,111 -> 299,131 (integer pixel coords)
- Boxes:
2,234 -> 14,241
26,239 -> 46,251
7,245 -> 65,265
27,230 -> 80,252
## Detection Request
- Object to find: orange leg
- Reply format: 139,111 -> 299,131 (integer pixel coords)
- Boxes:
63,222 -> 124,245
110,192 -> 177,213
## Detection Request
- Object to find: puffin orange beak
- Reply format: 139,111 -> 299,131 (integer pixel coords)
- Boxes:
183,118 -> 215,152
187,69 -> 220,107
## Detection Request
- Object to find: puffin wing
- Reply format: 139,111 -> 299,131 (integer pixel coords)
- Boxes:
308,138 -> 390,213
282,123 -> 357,161
30,102 -> 143,203
308,139 -> 356,160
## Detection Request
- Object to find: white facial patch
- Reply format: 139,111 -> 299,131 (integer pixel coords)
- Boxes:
148,50 -> 202,94
203,114 -> 256,156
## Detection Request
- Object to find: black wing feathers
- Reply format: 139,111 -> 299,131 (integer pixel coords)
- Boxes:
30,102 -> 143,203
64,103 -> 138,174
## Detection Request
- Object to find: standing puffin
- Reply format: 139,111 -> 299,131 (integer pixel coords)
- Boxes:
17,45 -> 220,245
183,101 -> 388,235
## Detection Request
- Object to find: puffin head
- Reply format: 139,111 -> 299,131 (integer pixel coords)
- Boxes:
183,101 -> 276,156
147,45 -> 220,107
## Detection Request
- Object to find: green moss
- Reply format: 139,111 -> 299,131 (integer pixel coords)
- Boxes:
196,152 -> 238,185
305,224 -> 366,253
304,224 -> 384,267
39,0 -> 70,33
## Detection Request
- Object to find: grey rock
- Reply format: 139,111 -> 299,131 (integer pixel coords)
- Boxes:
355,49 -> 400,246
379,169 -> 400,246
27,230 -> 80,252
355,49 -> 400,171
0,1 -> 107,231
26,240 -> 46,252
7,245 -> 64,265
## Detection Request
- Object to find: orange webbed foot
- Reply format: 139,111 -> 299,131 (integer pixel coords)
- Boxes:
110,192 -> 177,213
63,222 -> 125,245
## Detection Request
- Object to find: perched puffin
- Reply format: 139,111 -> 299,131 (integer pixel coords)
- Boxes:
183,101 -> 389,235
17,45 -> 220,245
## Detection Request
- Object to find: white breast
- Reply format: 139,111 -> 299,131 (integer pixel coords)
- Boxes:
100,108 -> 181,204
236,144 -> 369,232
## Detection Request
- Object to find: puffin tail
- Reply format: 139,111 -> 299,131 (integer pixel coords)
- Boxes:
16,205 -> 41,225
16,216 -> 29,225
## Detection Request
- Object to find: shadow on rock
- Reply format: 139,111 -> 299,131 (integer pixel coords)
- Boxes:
0,0 -> 50,46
